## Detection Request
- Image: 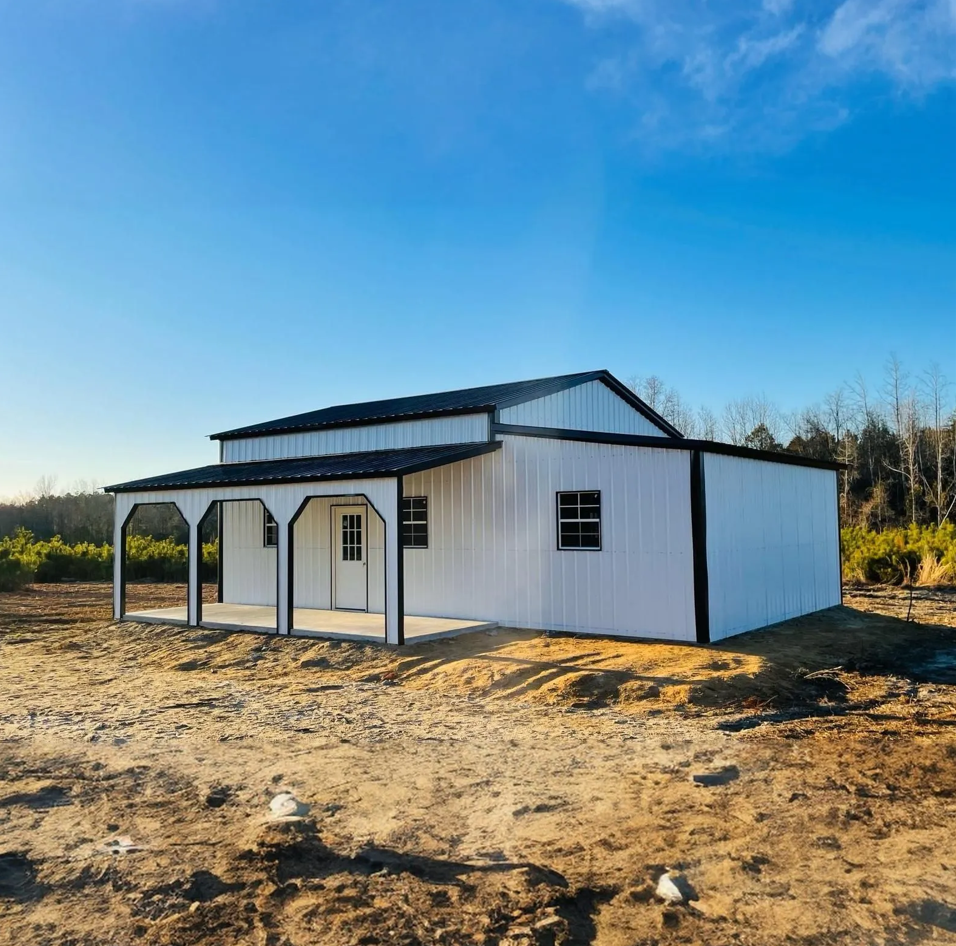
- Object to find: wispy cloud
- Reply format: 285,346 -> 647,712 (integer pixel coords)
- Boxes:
562,0 -> 956,150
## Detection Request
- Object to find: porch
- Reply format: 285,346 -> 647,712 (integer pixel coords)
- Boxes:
106,442 -> 503,645
125,603 -> 496,644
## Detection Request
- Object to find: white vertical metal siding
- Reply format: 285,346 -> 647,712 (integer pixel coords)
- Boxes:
221,414 -> 489,462
291,498 -> 330,610
223,501 -> 277,606
225,497 -> 386,612
704,455 -> 841,641
402,435 -> 696,640
498,380 -> 669,436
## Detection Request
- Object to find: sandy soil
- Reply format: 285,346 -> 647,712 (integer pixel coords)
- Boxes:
1,582 -> 955,945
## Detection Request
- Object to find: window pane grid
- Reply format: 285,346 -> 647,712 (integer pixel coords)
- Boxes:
341,513 -> 362,561
263,511 -> 278,548
402,496 -> 428,548
557,491 -> 601,550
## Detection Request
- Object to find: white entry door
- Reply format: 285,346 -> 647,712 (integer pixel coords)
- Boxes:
333,506 -> 367,611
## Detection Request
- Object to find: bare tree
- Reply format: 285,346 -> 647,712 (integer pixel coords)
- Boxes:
883,355 -> 923,524
721,399 -> 750,445
696,406 -> 718,441
722,395 -> 781,446
627,375 -> 667,413
627,375 -> 696,436
33,475 -> 59,499
921,364 -> 954,525
825,387 -> 855,515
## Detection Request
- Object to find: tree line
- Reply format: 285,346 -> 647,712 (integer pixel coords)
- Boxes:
0,478 -> 187,545
628,355 -> 955,529
0,354 -> 953,544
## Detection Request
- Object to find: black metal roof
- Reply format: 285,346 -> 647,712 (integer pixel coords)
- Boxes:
104,442 -> 502,494
209,370 -> 683,441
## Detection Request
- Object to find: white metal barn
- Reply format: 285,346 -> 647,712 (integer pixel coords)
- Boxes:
105,370 -> 842,646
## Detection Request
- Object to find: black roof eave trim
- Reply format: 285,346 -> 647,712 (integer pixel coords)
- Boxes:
492,423 -> 846,471
396,439 -> 502,476
210,404 -> 495,442
107,468 -> 395,493
104,442 -> 503,494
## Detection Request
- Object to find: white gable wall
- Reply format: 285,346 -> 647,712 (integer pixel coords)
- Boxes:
221,414 -> 489,463
498,380 -> 669,436
704,455 -> 841,641
402,435 -> 697,640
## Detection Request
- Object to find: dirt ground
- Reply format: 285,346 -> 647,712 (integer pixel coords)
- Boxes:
1,583 -> 955,946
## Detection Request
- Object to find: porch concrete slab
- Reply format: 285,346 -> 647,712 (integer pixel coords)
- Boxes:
123,603 -> 496,644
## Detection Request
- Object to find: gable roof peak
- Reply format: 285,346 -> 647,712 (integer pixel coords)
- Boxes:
209,369 -> 682,441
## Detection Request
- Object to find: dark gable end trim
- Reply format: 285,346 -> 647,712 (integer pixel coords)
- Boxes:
482,369 -> 684,440
596,372 -> 685,439
491,423 -> 846,472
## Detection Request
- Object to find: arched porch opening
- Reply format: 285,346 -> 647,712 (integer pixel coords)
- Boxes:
289,494 -> 387,643
119,502 -> 193,621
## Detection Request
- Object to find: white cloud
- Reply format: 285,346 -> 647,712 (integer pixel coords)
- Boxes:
728,24 -> 805,72
561,0 -> 956,151
819,0 -> 956,86
819,0 -> 898,55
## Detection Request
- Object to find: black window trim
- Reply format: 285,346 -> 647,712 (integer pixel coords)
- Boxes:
555,490 -> 602,552
402,495 -> 429,549
263,510 -> 278,548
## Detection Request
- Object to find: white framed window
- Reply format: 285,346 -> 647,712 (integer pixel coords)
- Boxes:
557,491 -> 601,550
402,496 -> 428,548
263,511 -> 278,548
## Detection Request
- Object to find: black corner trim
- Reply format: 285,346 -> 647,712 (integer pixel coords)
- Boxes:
396,475 -> 405,646
835,471 -> 843,606
195,503 -> 219,626
491,423 -> 846,472
216,501 -> 224,604
690,451 -> 710,644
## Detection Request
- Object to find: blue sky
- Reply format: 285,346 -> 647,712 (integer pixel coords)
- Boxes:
1,0 -> 953,496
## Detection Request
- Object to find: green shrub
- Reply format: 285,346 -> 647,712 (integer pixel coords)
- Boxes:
842,522 -> 956,585
0,528 -> 218,586
0,547 -> 32,591
2,523 -> 953,590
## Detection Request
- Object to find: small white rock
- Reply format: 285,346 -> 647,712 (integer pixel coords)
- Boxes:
268,792 -> 310,820
656,871 -> 685,905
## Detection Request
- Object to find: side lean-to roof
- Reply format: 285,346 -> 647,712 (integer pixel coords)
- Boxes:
209,370 -> 684,441
104,443 -> 503,493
